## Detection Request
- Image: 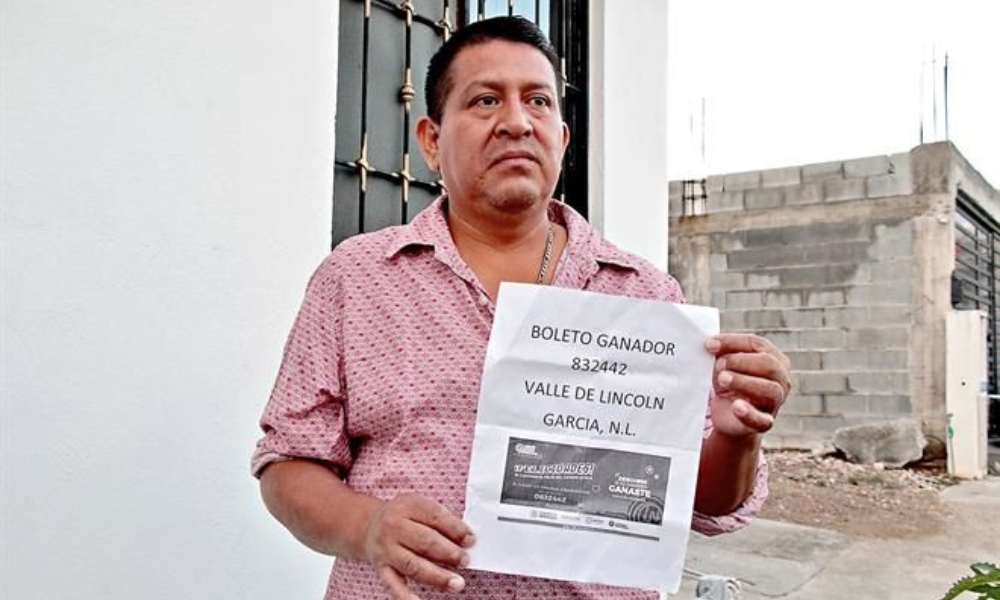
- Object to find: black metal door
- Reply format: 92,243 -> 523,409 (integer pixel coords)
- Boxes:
952,191 -> 1000,446
332,0 -> 588,246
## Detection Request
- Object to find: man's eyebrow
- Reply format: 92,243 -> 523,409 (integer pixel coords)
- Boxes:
461,79 -> 557,94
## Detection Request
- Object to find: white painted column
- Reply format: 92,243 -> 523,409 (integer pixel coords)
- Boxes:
2,2 -> 338,598
589,0 -> 670,270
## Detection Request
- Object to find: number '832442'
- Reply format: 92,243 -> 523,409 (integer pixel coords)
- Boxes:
570,357 -> 628,376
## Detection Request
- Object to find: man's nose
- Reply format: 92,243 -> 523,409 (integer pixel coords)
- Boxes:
495,101 -> 532,138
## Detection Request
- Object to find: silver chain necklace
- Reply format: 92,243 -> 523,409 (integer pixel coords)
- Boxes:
536,223 -> 554,284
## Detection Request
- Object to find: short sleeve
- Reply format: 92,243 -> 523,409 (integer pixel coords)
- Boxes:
251,256 -> 354,478
690,402 -> 770,535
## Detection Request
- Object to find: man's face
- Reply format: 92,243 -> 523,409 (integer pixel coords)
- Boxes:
417,40 -> 570,213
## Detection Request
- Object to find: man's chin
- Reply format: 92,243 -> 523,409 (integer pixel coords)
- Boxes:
484,185 -> 548,213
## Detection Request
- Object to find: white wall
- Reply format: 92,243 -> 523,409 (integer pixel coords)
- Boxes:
1,2 -> 337,598
589,0 -> 670,271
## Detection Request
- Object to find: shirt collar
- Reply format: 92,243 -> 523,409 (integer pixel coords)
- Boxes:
555,200 -> 643,273
384,195 -> 643,273
384,196 -> 453,260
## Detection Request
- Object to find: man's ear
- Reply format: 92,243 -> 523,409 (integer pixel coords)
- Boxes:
560,121 -> 571,157
415,116 -> 441,172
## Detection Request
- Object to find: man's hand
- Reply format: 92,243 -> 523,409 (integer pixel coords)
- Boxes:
363,494 -> 476,600
259,462 -> 475,600
705,333 -> 791,438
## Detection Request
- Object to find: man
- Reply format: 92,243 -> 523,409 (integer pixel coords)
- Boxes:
254,16 -> 790,600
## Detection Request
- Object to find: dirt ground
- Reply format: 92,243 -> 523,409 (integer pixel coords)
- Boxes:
759,450 -> 959,539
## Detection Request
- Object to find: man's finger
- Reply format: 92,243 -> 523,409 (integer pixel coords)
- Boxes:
388,545 -> 466,593
717,370 -> 784,415
732,399 -> 775,432
405,495 -> 476,547
399,521 -> 470,568
705,333 -> 782,359
378,565 -> 420,600
717,352 -> 791,393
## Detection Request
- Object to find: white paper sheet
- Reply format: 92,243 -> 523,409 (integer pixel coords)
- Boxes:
463,282 -> 719,594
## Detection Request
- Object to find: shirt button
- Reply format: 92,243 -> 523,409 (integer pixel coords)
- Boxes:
478,294 -> 490,306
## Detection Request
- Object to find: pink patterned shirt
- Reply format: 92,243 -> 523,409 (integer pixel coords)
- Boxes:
252,198 -> 767,599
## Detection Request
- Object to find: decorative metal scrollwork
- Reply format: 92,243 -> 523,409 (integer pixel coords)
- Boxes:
333,0 -> 585,245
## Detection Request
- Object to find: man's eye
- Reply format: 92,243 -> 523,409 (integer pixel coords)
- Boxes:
529,96 -> 551,107
475,96 -> 499,107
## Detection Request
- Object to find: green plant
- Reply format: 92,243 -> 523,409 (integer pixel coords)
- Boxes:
939,563 -> 1000,600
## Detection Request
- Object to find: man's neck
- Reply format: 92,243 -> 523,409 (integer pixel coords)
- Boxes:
445,196 -> 550,250
445,195 -> 565,300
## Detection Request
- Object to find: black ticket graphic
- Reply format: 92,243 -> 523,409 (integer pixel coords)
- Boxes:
500,437 -> 671,526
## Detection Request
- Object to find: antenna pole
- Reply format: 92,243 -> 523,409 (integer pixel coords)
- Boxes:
919,50 -> 925,144
932,45 -> 938,139
700,96 -> 706,169
944,52 -> 950,140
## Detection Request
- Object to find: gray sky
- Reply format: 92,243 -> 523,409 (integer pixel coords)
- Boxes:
667,0 -> 1000,187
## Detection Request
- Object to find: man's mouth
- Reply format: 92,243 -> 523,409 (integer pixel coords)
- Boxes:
491,151 -> 538,166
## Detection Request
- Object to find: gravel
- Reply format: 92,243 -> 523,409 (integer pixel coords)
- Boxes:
759,450 -> 959,538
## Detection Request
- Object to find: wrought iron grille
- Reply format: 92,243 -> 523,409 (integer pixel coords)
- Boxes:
952,191 -> 1000,443
681,179 -> 707,216
332,0 -> 588,246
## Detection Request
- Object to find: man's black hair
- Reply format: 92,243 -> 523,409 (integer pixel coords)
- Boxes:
424,16 -> 561,123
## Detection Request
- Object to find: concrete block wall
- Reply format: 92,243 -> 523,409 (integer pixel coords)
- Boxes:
668,147 -> 953,449
706,220 -> 915,447
668,152 -> 913,219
